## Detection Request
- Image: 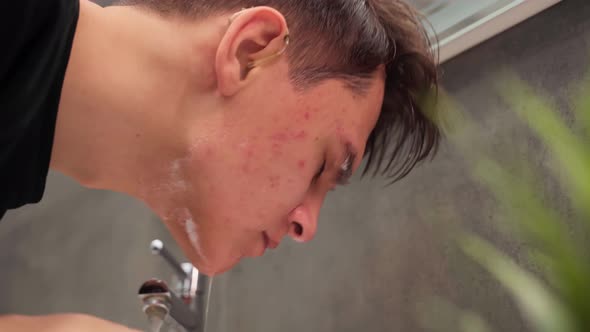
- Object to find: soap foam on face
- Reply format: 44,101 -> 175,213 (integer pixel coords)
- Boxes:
183,212 -> 211,270
166,160 -> 212,271
185,217 -> 200,253
169,159 -> 189,192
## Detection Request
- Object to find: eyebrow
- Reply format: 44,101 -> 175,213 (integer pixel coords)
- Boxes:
335,144 -> 357,186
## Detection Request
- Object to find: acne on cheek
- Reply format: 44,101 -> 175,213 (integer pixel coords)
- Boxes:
268,128 -> 308,158
294,130 -> 307,140
246,148 -> 254,157
270,130 -> 308,142
297,160 -> 306,169
270,132 -> 288,142
268,175 -> 281,189
334,123 -> 347,140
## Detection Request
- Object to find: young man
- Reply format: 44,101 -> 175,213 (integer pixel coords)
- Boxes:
0,0 -> 439,330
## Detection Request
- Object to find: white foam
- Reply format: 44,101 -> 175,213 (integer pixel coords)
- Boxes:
185,217 -> 200,252
184,215 -> 212,269
169,159 -> 189,192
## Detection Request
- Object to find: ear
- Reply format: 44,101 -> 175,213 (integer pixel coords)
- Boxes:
215,7 -> 289,97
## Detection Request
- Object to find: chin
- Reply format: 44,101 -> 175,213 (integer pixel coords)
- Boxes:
194,254 -> 242,276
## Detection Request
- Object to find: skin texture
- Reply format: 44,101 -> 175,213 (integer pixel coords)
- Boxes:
0,314 -> 139,332
1,1 -> 387,330
52,1 -> 385,276
160,70 -> 385,274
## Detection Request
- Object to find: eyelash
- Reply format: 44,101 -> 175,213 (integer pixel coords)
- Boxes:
337,154 -> 353,185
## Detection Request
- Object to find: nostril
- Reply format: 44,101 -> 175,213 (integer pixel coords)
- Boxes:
292,222 -> 303,237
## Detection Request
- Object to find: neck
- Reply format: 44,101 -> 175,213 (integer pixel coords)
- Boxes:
53,0 -> 221,198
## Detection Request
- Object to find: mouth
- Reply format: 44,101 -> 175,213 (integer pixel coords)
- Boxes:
263,232 -> 280,249
262,232 -> 269,251
249,233 -> 279,258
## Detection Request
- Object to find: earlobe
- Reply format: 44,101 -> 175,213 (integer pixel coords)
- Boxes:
215,7 -> 289,97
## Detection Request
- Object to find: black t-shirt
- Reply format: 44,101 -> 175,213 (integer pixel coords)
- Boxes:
0,0 -> 79,219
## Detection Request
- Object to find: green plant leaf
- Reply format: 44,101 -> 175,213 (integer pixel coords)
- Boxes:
473,157 -> 590,321
572,67 -> 590,140
416,296 -> 495,332
459,234 -> 576,332
495,73 -> 590,224
458,311 -> 494,332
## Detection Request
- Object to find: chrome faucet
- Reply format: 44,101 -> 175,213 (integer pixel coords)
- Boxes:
138,239 -> 213,332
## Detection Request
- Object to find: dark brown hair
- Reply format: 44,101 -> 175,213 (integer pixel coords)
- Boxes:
119,0 -> 441,183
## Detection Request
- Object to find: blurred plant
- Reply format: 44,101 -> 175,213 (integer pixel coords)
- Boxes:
418,68 -> 590,332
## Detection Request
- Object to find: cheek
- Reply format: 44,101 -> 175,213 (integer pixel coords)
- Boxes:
188,116 -> 318,229
241,137 -> 313,213
200,142 -> 306,219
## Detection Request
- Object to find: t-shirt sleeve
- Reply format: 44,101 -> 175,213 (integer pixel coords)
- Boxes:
0,0 -> 79,217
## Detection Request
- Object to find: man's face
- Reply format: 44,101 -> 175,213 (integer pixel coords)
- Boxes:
161,64 -> 385,275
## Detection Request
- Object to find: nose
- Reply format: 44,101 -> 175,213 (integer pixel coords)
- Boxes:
286,203 -> 319,243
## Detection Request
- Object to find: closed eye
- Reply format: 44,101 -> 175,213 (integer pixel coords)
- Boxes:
312,160 -> 326,184
336,145 -> 356,186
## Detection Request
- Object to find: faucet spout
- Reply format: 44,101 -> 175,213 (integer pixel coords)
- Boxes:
138,240 -> 213,332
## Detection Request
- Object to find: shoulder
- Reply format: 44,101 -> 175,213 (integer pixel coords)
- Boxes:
0,0 -> 80,77
0,0 -> 81,212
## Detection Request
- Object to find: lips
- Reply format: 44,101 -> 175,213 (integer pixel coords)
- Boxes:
263,232 -> 280,249
248,233 -> 280,257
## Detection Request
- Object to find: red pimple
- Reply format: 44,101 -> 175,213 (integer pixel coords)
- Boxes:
271,133 -> 288,141
294,130 -> 307,139
304,112 -> 310,120
298,160 -> 306,169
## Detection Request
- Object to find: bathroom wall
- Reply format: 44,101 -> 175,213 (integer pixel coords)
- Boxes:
1,0 -> 588,331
